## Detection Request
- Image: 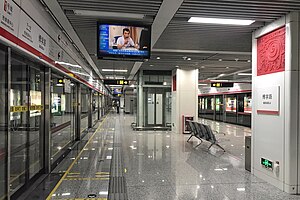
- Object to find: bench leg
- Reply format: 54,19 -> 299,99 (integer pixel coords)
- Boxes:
208,143 -> 213,150
187,134 -> 193,142
195,139 -> 203,148
216,144 -> 225,152
208,143 -> 225,152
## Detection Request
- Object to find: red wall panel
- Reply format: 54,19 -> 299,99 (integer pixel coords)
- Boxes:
257,26 -> 285,76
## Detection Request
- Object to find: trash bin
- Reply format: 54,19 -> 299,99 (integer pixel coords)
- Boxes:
245,136 -> 251,172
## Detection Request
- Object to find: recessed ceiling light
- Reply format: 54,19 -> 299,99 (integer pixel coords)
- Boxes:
188,17 -> 255,26
187,57 -> 191,61
74,10 -> 145,19
156,56 -> 160,60
218,74 -> 225,77
210,79 -> 229,82
201,66 -> 205,68
150,65 -> 154,67
219,59 -> 222,62
175,65 -> 179,68
55,61 -> 82,68
235,58 -> 239,61
102,69 -> 128,72
226,67 -> 229,69
237,73 -> 252,76
247,60 -> 251,62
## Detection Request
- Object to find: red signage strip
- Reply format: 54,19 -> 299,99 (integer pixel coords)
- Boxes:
257,110 -> 279,115
172,75 -> 176,91
0,27 -> 106,95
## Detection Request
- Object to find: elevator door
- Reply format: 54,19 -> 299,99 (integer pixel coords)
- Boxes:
145,88 -> 165,126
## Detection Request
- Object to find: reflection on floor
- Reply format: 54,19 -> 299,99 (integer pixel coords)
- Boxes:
122,115 -> 300,200
198,118 -> 252,160
22,112 -> 300,200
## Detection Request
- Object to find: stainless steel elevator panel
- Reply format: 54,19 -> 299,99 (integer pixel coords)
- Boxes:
147,93 -> 155,125
156,94 -> 163,124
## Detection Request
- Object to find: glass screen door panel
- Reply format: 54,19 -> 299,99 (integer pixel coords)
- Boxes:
28,65 -> 44,179
0,47 -> 7,199
10,58 -> 28,194
215,96 -> 224,121
10,55 -> 45,195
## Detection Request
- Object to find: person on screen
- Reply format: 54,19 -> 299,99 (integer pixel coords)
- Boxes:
117,28 -> 139,49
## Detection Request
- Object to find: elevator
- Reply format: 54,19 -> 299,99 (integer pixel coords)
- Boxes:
144,88 -> 168,127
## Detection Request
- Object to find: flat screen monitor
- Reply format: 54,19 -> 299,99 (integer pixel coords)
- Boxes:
97,22 -> 151,60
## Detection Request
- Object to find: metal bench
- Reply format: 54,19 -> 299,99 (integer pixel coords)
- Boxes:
187,121 -> 225,152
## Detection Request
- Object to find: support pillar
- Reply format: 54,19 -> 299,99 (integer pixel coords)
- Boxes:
252,12 -> 300,194
172,68 -> 198,134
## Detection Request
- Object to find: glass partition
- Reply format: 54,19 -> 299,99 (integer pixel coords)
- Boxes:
81,86 -> 89,135
200,96 -> 215,120
0,47 -> 7,199
215,95 -> 224,121
10,54 -> 45,194
92,91 -> 99,126
50,73 -> 76,164
237,93 -> 252,127
10,57 -> 27,193
225,95 -> 237,124
28,65 -> 43,179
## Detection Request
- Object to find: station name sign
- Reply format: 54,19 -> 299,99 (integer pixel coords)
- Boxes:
103,79 -> 129,85
211,82 -> 234,88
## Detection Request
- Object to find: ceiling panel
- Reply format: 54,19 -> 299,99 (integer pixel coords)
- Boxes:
56,0 -> 300,81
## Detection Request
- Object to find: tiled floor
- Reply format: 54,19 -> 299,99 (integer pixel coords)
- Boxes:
120,115 -> 300,200
22,112 -> 300,200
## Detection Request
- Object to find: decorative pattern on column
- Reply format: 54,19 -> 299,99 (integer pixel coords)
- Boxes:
257,26 -> 285,76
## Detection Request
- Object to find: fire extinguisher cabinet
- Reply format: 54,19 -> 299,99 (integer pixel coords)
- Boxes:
182,115 -> 194,134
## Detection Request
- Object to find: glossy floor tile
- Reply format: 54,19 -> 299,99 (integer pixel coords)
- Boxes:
119,114 -> 300,200
20,112 -> 300,200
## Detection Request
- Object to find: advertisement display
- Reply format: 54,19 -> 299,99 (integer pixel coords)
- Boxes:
211,98 -> 215,110
61,94 -> 66,112
226,97 -> 237,112
98,22 -> 151,59
216,97 -> 220,112
30,90 -> 42,117
244,96 -> 252,113
51,93 -> 59,114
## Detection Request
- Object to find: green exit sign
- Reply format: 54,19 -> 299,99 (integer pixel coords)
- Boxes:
261,158 -> 273,170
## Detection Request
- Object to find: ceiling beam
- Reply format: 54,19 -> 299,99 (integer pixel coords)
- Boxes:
128,0 -> 184,80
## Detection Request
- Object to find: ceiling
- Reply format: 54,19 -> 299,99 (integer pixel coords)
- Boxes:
56,0 -> 300,81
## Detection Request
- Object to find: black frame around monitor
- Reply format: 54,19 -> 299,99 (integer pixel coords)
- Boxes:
97,21 -> 151,60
